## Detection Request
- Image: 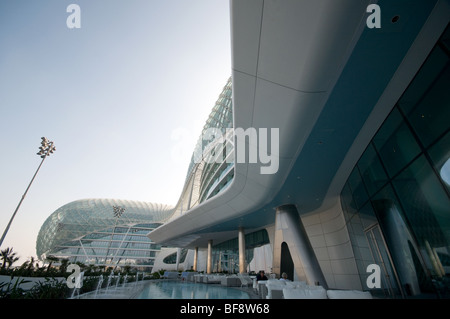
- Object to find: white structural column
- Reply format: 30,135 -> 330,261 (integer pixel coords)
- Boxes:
273,205 -> 327,288
175,247 -> 181,271
207,240 -> 213,274
238,227 -> 246,273
193,246 -> 198,271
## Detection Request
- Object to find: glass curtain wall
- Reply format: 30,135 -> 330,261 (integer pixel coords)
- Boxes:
37,199 -> 174,272
341,25 -> 450,298
48,223 -> 163,270
212,229 -> 270,274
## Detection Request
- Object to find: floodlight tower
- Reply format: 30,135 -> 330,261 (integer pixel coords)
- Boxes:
0,137 -> 56,248
104,206 -> 125,266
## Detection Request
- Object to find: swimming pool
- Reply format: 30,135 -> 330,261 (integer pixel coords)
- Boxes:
134,280 -> 250,299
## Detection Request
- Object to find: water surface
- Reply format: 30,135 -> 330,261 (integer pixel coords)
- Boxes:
135,280 -> 250,299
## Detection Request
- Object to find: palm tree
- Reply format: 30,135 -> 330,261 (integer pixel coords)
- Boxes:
59,258 -> 70,274
85,264 -> 96,275
45,255 -> 59,272
75,261 -> 86,270
17,256 -> 37,276
27,256 -> 36,270
0,247 -> 20,271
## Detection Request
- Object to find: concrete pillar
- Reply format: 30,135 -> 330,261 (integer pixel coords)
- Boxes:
373,199 -> 421,296
175,247 -> 181,271
273,204 -> 327,288
207,240 -> 213,274
238,227 -> 246,273
193,247 -> 198,271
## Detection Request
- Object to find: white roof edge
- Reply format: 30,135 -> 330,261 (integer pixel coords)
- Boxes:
148,0 -> 368,245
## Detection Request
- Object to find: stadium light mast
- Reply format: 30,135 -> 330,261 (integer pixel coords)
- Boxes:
0,137 -> 56,248
104,205 -> 125,267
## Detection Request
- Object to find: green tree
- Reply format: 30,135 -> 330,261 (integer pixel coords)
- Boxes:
0,247 -> 20,271
58,258 -> 70,275
16,256 -> 37,277
85,264 -> 98,275
45,255 -> 59,272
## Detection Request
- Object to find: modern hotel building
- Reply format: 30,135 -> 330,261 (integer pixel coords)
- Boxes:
36,199 -> 174,271
148,0 -> 450,298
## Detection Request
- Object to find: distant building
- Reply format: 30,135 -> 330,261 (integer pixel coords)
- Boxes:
36,199 -> 173,271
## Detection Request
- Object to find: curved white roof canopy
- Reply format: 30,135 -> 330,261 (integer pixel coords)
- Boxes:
148,0 -> 449,248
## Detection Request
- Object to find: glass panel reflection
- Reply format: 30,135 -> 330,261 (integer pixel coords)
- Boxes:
429,131 -> 450,192
400,46 -> 450,148
373,108 -> 422,178
340,24 -> 450,298
358,143 -> 389,197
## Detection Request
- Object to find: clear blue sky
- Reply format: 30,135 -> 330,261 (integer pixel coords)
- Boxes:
0,0 -> 231,263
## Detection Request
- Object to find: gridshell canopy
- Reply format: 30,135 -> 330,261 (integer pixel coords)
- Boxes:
170,77 -> 234,220
186,77 -> 233,179
36,198 -> 174,260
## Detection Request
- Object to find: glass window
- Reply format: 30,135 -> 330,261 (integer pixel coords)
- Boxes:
441,25 -> 450,52
398,46 -> 448,118
370,184 -> 435,295
341,183 -> 358,220
392,155 -> 450,248
359,202 -> 378,230
428,131 -> 450,193
403,47 -> 450,147
370,184 -> 404,224
348,167 -> 369,209
340,24 -> 450,298
373,108 -> 422,178
392,155 -> 450,285
358,143 -> 389,197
